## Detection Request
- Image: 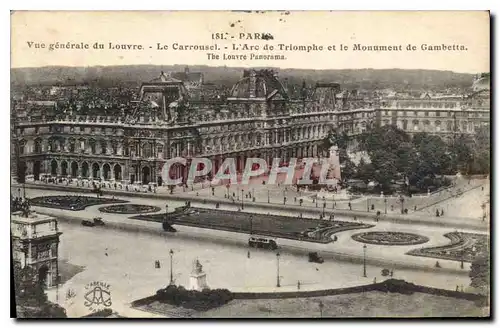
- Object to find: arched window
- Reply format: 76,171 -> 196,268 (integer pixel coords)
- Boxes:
18,140 -> 26,155
101,141 -> 107,155
34,139 -> 42,153
69,139 -> 75,153
142,142 -> 153,158
89,139 -> 96,154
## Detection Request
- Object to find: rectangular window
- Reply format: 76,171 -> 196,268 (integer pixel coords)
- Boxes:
436,111 -> 440,117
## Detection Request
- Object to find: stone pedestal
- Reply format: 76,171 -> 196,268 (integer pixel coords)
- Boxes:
189,259 -> 209,291
189,272 -> 209,292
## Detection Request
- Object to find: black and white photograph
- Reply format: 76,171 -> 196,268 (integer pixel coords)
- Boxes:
9,11 -> 491,318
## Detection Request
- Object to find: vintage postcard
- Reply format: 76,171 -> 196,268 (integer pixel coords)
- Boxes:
10,11 -> 490,318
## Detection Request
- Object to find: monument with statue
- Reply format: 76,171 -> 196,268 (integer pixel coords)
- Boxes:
315,144 -> 351,201
189,259 -> 209,291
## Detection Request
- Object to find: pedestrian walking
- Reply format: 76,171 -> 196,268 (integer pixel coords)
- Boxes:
297,280 -> 301,290
247,251 -> 250,259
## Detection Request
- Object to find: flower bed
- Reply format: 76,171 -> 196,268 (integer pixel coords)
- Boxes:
131,207 -> 373,244
29,195 -> 126,211
407,232 -> 489,262
98,204 -> 161,214
351,231 -> 429,246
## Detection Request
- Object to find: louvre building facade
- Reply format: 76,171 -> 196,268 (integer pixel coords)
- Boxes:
11,69 -> 489,186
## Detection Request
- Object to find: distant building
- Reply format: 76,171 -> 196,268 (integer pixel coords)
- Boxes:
376,75 -> 490,141
10,69 -> 490,184
11,212 -> 62,288
171,66 -> 204,90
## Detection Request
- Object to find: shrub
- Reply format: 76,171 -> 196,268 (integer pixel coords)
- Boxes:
376,279 -> 415,295
155,285 -> 234,311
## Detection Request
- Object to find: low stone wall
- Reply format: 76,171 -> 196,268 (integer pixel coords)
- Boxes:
232,279 -> 488,304
130,280 -> 488,311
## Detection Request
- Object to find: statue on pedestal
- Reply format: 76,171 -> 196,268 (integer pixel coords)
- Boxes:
192,259 -> 203,275
189,259 -> 209,291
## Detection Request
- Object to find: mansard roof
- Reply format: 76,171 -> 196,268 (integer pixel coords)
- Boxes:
229,69 -> 288,100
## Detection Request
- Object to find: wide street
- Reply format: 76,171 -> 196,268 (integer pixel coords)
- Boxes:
14,186 -> 488,317
45,219 -> 473,318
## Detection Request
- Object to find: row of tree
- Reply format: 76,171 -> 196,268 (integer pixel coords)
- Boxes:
324,124 -> 490,193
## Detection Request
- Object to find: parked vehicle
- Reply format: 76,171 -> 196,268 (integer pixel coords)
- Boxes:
81,220 -> 95,227
308,252 -> 324,263
93,217 -> 105,226
248,236 -> 278,250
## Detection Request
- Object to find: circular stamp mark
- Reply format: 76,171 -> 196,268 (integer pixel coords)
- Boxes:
83,281 -> 112,313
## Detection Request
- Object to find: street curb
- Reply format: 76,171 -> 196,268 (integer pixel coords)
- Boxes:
20,183 -> 488,231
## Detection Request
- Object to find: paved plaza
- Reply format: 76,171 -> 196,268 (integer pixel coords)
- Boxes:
46,220 -> 473,318
21,175 -> 489,220
14,186 -> 488,317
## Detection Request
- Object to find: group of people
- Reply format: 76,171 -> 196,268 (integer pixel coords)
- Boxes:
435,209 -> 445,217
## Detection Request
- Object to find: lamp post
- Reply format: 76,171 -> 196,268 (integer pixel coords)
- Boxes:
276,252 -> 281,287
363,244 -> 367,277
267,190 -> 270,203
399,195 -> 405,214
323,202 -> 326,216
249,215 -> 253,235
165,204 -> 169,217
384,198 -> 387,214
367,198 -> 370,212
169,249 -> 174,285
241,189 -> 244,210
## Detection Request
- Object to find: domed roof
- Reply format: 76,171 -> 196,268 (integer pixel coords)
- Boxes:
230,69 -> 288,99
472,73 -> 490,92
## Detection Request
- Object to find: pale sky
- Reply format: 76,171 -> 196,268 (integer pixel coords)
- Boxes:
11,11 -> 490,73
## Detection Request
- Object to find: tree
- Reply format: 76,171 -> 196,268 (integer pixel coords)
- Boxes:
449,134 -> 474,174
469,125 -> 491,175
469,254 -> 490,295
13,263 -> 67,318
363,125 -> 411,154
370,150 -> 399,191
356,158 -> 375,185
